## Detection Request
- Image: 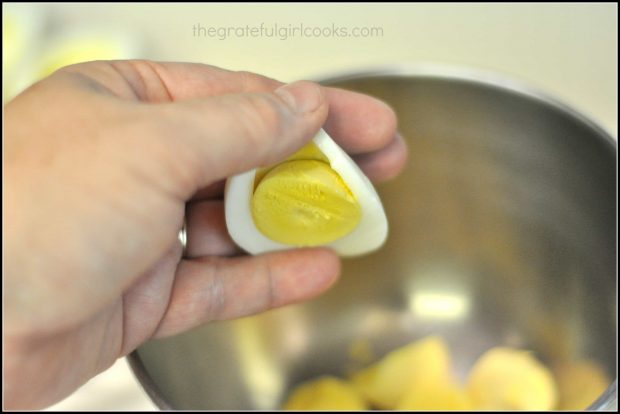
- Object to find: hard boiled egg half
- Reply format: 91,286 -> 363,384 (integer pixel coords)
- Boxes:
225,129 -> 388,256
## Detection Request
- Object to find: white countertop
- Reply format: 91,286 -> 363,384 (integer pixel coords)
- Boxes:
4,3 -> 614,411
34,3 -> 618,136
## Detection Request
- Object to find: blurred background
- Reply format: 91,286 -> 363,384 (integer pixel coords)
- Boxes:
2,2 -> 616,411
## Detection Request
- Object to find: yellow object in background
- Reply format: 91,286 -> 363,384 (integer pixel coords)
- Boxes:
282,336 -> 609,411
346,339 -> 375,366
282,376 -> 367,411
554,360 -> 610,410
467,347 -> 557,410
2,2 -> 141,102
396,381 -> 472,411
2,4 -> 44,101
351,336 -> 452,409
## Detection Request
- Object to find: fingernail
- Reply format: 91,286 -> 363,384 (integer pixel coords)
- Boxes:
275,81 -> 323,114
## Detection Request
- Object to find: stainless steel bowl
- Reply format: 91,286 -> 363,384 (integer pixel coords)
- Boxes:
129,67 -> 617,410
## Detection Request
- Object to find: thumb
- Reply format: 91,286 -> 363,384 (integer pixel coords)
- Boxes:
154,80 -> 328,193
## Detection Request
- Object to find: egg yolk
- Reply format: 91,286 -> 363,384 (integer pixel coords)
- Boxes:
251,146 -> 362,246
283,376 -> 367,410
467,348 -> 557,410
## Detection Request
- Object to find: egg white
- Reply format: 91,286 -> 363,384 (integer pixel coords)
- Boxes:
225,129 -> 388,257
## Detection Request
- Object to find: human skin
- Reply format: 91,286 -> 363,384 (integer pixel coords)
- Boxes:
3,60 -> 407,409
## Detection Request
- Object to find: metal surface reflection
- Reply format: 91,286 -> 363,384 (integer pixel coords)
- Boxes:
130,68 -> 617,410
410,291 -> 470,320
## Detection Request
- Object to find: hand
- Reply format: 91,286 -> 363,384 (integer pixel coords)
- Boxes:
4,60 -> 407,409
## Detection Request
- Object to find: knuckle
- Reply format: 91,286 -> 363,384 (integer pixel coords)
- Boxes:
235,70 -> 281,91
261,255 -> 277,310
234,93 -> 289,148
375,101 -> 399,148
206,258 -> 227,321
54,60 -> 102,75
235,70 -> 255,92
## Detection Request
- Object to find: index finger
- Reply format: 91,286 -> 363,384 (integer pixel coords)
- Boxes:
66,61 -> 400,157
152,62 -> 399,155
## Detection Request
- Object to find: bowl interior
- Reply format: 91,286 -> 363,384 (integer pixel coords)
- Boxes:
133,73 -> 617,410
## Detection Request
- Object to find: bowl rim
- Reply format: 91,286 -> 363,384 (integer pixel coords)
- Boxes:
128,64 -> 618,411
315,62 -> 617,150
